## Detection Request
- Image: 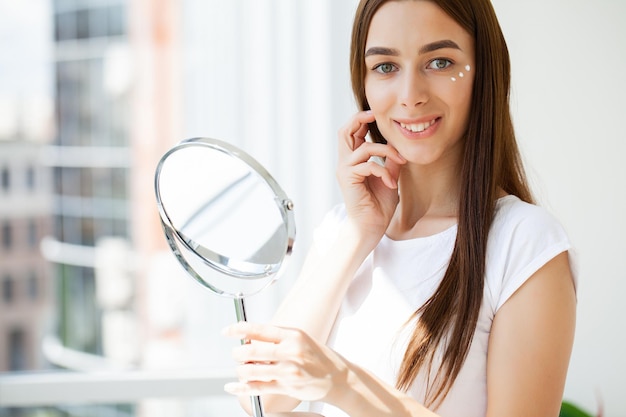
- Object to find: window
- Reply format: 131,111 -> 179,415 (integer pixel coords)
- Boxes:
55,11 -> 76,41
8,328 -> 27,371
28,219 -> 38,249
1,166 -> 9,191
54,5 -> 126,42
76,9 -> 90,39
2,275 -> 14,303
28,271 -> 39,300
108,5 -> 126,37
2,222 -> 12,250
26,165 -> 36,191
88,7 -> 108,38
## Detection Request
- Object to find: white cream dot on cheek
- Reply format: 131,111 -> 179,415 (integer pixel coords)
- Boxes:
451,77 -> 456,82
458,72 -> 464,78
465,64 -> 471,72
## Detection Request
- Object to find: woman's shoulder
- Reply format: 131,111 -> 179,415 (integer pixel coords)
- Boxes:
490,194 -> 570,265
492,194 -> 565,238
486,195 -> 573,311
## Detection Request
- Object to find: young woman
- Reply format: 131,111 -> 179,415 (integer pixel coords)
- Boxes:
223,1 -> 577,416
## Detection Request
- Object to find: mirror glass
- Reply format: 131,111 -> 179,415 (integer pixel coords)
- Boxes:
154,138 -> 295,298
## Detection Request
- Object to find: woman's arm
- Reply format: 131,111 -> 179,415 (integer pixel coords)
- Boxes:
486,251 -> 576,417
272,218 -> 377,343
231,111 -> 406,413
224,321 -> 440,417
231,220 -> 377,413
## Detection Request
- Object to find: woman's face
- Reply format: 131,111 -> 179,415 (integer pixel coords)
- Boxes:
364,0 -> 475,167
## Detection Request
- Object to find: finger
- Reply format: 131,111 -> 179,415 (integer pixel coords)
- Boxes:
381,152 -> 403,180
236,362 -> 281,383
224,380 -> 281,396
222,322 -> 289,344
350,161 -> 399,189
347,110 -> 376,136
342,142 -> 406,167
232,341 -> 281,363
236,360 -> 310,385
339,111 -> 376,150
352,123 -> 370,149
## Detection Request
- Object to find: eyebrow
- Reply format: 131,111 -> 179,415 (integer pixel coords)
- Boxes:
364,39 -> 462,58
419,39 -> 461,54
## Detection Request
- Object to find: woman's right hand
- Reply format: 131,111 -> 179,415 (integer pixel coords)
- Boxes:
336,110 -> 406,244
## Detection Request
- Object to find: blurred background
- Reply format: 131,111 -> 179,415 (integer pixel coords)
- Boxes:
0,0 -> 624,416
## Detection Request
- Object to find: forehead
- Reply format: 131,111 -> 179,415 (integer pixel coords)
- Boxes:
366,0 -> 473,52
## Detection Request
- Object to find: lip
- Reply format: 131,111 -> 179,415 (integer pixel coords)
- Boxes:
394,116 -> 441,139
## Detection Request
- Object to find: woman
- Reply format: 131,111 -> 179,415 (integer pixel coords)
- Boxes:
223,1 -> 577,416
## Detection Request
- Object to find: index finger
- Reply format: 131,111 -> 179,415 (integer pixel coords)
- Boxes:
341,110 -> 376,150
222,322 -> 288,343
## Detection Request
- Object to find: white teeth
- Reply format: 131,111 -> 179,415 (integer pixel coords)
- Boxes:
400,119 -> 436,132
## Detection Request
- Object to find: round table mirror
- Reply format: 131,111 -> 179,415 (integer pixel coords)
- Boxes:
154,137 -> 321,417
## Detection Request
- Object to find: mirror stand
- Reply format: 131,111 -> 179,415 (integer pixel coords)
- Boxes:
233,296 -> 265,417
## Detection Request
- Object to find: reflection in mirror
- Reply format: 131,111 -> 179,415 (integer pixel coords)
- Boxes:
155,138 -> 295,298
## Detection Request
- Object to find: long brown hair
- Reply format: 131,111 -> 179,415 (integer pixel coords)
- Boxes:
350,0 -> 534,408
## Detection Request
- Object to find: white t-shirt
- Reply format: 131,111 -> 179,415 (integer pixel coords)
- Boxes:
309,195 -> 574,417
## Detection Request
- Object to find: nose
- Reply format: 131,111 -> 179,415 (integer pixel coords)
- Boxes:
399,70 -> 428,108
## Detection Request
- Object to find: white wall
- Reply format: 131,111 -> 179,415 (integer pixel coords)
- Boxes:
492,1 -> 626,414
181,0 -> 626,415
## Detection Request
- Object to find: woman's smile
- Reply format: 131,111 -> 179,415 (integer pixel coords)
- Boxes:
396,117 -> 441,138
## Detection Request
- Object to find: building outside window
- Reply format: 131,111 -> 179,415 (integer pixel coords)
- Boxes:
50,0 -> 132,359
0,1 -> 350,416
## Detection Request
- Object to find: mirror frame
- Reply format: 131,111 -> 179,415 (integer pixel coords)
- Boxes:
154,137 -> 295,295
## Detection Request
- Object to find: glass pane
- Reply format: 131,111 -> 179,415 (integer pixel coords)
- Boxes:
108,5 -> 125,37
2,275 -> 14,303
76,9 -> 89,39
55,11 -> 76,41
27,220 -> 38,248
28,271 -> 39,300
89,7 -> 108,38
26,166 -> 35,191
8,329 -> 26,370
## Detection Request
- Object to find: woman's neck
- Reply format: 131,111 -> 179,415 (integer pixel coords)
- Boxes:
386,162 -> 461,240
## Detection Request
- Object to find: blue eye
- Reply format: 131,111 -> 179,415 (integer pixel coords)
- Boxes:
374,63 -> 396,74
428,59 -> 452,70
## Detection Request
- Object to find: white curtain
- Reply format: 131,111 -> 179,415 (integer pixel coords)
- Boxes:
178,0 -> 359,368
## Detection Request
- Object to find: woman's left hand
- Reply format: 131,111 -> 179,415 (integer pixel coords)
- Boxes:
222,322 -> 349,402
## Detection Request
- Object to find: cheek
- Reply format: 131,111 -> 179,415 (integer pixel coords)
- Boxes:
436,74 -> 474,113
457,75 -> 474,115
449,65 -> 472,83
364,80 -> 391,112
